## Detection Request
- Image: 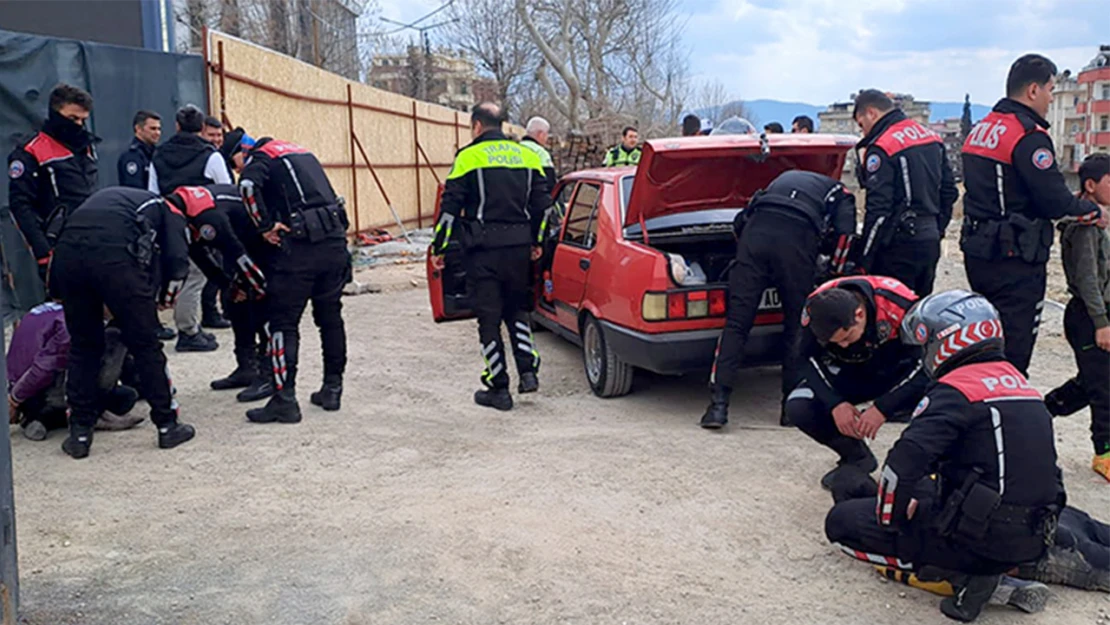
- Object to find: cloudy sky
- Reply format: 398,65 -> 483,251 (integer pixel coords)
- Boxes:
377,0 -> 1109,105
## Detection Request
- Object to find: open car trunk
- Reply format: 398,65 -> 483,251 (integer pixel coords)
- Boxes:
624,209 -> 739,284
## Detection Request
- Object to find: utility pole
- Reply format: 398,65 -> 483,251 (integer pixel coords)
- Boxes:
0,318 -> 18,622
380,1 -> 458,105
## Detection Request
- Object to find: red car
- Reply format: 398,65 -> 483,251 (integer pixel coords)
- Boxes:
428,133 -> 855,397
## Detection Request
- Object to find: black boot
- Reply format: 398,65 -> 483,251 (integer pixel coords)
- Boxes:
310,376 -> 342,411
211,348 -> 256,390
237,351 -> 275,402
699,385 -> 731,429
62,426 -> 94,459
157,422 -> 196,449
201,312 -> 232,329
474,388 -> 513,411
518,372 -> 539,394
247,389 -> 302,423
940,575 -> 1001,622
820,439 -> 878,490
1045,377 -> 1089,417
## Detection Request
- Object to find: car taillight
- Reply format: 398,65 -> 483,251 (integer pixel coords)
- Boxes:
642,293 -> 667,321
667,292 -> 686,319
644,289 -> 730,321
687,290 -> 708,318
709,290 -> 727,316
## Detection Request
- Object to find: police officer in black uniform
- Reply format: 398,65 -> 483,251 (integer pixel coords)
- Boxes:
825,290 -> 1063,622
50,188 -> 197,458
118,110 -> 161,189
700,170 -> 856,429
853,89 -> 958,296
961,54 -> 1108,376
7,84 -> 98,286
226,128 -> 350,423
431,103 -> 549,411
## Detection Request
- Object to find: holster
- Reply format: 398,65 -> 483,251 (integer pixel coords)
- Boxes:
895,210 -> 917,238
961,215 -> 1051,263
1007,213 -> 1052,264
934,469 -> 984,538
127,218 -> 156,268
288,205 -> 349,243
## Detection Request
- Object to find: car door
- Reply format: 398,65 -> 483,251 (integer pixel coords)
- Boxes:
426,183 -> 475,322
550,182 -> 602,330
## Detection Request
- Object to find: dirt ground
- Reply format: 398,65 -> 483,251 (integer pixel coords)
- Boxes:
9,254 -> 1110,625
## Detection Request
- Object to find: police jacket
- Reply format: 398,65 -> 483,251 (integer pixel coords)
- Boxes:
857,109 -> 958,263
167,185 -> 267,298
150,132 -> 230,195
603,144 -> 642,167
7,112 -> 99,261
799,276 -> 928,416
57,187 -> 190,290
878,355 -> 1063,563
961,99 -> 1102,263
238,138 -> 346,240
432,129 -> 548,252
520,136 -> 556,187
117,138 -> 154,189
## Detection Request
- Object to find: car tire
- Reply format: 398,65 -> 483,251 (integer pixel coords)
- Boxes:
580,314 -> 633,398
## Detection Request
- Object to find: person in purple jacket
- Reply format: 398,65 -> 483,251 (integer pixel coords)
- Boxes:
7,302 -> 142,441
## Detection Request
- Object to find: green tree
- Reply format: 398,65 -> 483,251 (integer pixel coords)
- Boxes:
960,94 -> 973,140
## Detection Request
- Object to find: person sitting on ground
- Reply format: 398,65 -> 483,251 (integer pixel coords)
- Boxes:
7,301 -> 142,441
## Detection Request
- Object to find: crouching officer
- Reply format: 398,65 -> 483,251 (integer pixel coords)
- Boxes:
50,187 -> 197,458
826,290 -> 1063,622
164,185 -> 271,400
225,128 -> 350,423
788,276 -> 928,486
701,170 -> 856,429
431,102 -> 549,411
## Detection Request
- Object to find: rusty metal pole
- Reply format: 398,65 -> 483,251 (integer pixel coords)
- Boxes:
0,319 -> 18,622
217,40 -> 229,129
412,101 -> 422,229
347,84 -> 360,235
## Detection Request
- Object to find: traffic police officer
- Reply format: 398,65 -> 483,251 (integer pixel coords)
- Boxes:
853,89 -> 958,296
602,126 -> 642,167
826,290 -> 1063,622
226,128 -> 350,423
701,170 -> 856,429
118,110 -> 161,189
7,84 -> 98,286
789,276 -> 928,486
431,102 -> 549,411
961,54 -> 1108,376
50,188 -> 197,459
520,117 -> 556,189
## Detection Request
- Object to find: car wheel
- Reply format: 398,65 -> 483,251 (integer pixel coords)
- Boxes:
581,314 -> 633,398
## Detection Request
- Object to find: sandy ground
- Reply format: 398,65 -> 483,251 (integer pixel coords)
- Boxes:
8,255 -> 1110,625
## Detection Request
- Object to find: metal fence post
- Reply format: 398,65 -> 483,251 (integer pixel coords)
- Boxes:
0,318 -> 20,622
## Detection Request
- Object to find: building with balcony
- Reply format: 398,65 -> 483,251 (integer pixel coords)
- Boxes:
1076,45 -> 1110,159
929,117 -> 964,180
817,93 -> 930,137
1047,70 -> 1086,173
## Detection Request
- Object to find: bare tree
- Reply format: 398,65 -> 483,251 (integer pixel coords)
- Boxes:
444,0 -> 537,116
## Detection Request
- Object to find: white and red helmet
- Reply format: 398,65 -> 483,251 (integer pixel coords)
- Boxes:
901,290 -> 1004,378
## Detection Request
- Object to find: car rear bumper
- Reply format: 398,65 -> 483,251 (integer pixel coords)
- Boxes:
600,320 -> 783,375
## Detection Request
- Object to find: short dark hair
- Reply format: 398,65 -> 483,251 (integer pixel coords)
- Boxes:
622,126 -> 638,137
852,89 -> 894,119
1079,153 -> 1110,189
204,115 -> 221,129
470,102 -> 503,130
48,83 -> 93,112
682,114 -> 701,136
792,115 -> 814,132
763,122 -> 784,133
132,110 -> 160,129
176,105 -> 206,133
806,288 -> 863,344
1006,54 -> 1058,98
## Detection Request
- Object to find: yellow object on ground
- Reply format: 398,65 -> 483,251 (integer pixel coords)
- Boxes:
1093,452 -> 1110,481
874,565 -> 955,596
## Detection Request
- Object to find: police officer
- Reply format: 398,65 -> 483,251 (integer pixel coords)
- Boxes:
825,290 -> 1063,622
853,90 -> 958,296
430,102 -> 549,411
602,126 -> 642,167
163,184 -> 271,401
961,54 -> 1109,376
118,110 -> 161,189
49,188 -> 197,458
7,84 -> 98,286
226,128 -> 350,423
788,276 -> 928,487
520,117 -> 556,187
701,170 -> 856,429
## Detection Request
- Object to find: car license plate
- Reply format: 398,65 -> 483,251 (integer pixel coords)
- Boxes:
758,288 -> 780,310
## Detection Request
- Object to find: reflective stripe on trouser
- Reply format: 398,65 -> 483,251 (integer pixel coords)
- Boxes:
511,317 -> 540,374
480,339 -> 508,389
267,323 -> 288,391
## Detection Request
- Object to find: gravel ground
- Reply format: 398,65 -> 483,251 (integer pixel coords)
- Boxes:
8,254 -> 1109,625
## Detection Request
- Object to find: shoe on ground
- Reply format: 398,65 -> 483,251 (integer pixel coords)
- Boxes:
237,380 -> 274,403
1017,544 -> 1110,592
474,388 -> 513,411
699,385 -> 731,429
518,372 -> 539,394
62,428 -> 94,459
201,314 -> 232,329
989,576 -> 1049,614
157,422 -> 196,449
95,413 -> 144,431
310,382 -> 342,412
940,575 -> 1001,622
247,392 -> 302,423
156,325 -> 177,341
1093,452 -> 1110,482
211,367 -> 255,390
176,331 -> 218,353
103,385 -> 139,416
821,451 -> 878,491
22,420 -> 48,442
201,330 -> 217,342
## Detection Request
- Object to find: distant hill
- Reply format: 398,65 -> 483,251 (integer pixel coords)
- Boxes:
692,99 -> 993,130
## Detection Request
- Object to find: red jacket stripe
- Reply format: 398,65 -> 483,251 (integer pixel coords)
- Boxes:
873,119 -> 943,155
23,132 -> 74,165
938,361 -> 1042,403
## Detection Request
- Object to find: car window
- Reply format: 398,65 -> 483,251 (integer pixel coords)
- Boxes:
620,176 -> 633,220
555,182 -> 576,208
563,183 -> 601,248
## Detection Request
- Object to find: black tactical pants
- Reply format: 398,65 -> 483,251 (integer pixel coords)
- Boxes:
465,245 -> 538,390
712,212 -> 816,398
51,246 -> 177,429
871,237 -> 940,297
265,237 -> 349,393
1061,298 -> 1110,454
965,257 -> 1046,376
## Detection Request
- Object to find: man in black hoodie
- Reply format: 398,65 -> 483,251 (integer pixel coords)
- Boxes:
149,105 -> 233,353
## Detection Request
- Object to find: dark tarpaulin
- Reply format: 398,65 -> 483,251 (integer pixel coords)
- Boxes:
0,28 -> 205,323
